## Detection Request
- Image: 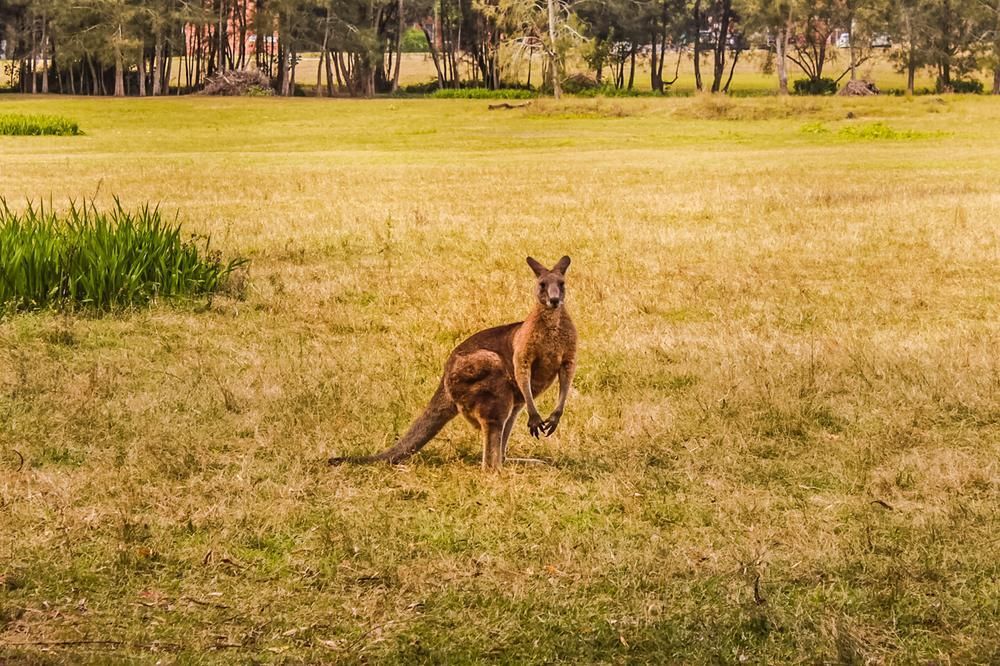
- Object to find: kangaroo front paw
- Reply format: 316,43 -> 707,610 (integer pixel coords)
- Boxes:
542,411 -> 562,437
528,413 -> 544,438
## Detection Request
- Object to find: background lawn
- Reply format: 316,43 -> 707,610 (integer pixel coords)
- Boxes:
1,94 -> 999,663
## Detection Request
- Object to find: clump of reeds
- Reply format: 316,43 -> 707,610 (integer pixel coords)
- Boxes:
0,113 -> 81,136
0,199 -> 246,312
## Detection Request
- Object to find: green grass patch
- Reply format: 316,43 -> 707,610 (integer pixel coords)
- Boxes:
837,121 -> 935,140
0,113 -> 81,136
0,199 -> 245,312
799,121 -> 943,140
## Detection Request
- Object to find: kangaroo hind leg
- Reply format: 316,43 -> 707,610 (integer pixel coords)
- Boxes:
501,404 -> 524,461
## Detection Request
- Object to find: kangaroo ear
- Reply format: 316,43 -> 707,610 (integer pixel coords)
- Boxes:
552,255 -> 571,275
526,256 -> 546,277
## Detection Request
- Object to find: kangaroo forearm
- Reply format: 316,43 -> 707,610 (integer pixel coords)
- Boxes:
515,365 -> 541,416
554,364 -> 575,413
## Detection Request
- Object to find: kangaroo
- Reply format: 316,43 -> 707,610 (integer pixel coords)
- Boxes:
329,256 -> 577,470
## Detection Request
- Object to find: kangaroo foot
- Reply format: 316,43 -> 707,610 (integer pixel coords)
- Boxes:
505,457 -> 551,466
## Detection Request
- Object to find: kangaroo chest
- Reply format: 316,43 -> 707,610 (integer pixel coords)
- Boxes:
515,316 -> 574,395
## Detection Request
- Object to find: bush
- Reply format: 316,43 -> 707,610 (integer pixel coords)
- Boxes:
399,80 -> 440,94
0,199 -> 246,312
0,113 -> 81,136
431,87 -> 535,99
946,79 -> 984,94
792,78 -> 838,96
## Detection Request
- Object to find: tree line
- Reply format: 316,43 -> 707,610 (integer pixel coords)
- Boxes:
1,0 -> 998,97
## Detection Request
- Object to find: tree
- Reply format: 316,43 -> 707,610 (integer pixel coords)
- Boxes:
741,0 -> 797,94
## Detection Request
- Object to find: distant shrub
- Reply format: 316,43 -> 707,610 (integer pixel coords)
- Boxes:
0,199 -> 246,312
0,113 -> 80,136
431,88 -> 535,99
946,79 -> 984,94
401,28 -> 429,53
793,78 -> 837,96
400,80 -> 440,94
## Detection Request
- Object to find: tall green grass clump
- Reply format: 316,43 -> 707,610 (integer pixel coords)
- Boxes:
0,113 -> 81,136
0,199 -> 245,312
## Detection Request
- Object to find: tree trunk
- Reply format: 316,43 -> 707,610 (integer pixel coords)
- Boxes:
40,13 -> 49,93
627,47 -> 636,90
278,42 -> 288,95
722,47 -> 740,93
318,19 -> 330,96
152,34 -> 162,96
114,31 -> 125,97
138,46 -> 147,96
30,17 -> 37,94
422,25 -> 445,88
776,27 -> 789,95
693,0 -> 702,91
993,68 -> 1000,95
218,0 -> 227,73
325,49 -> 335,96
392,0 -> 404,92
711,0 -> 732,93
547,0 -> 561,98
848,16 -> 856,81
164,40 -> 173,95
87,53 -> 99,96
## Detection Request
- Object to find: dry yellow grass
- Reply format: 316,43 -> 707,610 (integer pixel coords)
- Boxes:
0,94 -> 999,663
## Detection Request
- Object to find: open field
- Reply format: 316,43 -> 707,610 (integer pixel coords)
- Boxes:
1,94 -> 1000,663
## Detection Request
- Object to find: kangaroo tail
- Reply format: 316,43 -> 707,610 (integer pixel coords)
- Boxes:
329,382 -> 457,465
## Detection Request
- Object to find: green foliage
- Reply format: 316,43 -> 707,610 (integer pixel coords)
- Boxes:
0,200 -> 246,312
837,122 -> 930,140
946,79 -> 984,94
0,113 -> 81,136
400,27 -> 429,53
430,88 -> 536,99
793,78 -> 838,96
399,80 -> 441,94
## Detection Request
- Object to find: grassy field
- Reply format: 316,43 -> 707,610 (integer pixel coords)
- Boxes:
1,94 -> 999,663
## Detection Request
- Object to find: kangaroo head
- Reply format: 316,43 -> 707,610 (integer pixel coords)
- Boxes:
527,255 -> 571,310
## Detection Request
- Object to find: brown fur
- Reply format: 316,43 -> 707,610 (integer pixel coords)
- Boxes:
329,256 -> 577,470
